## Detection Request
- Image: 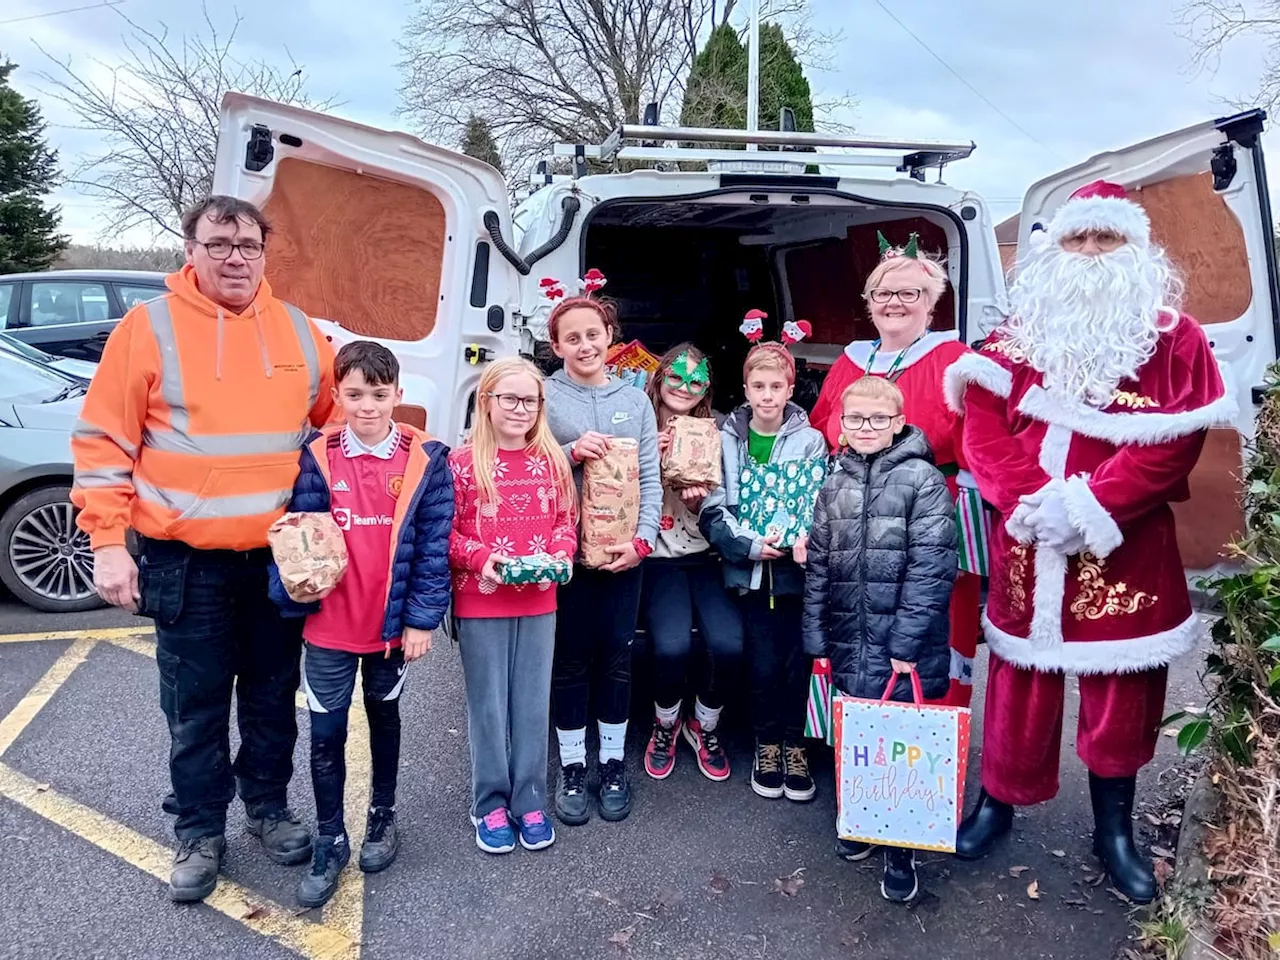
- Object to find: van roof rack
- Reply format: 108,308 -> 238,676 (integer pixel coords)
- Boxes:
549,125 -> 976,181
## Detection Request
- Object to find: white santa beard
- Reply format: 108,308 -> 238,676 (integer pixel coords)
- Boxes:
1004,243 -> 1181,407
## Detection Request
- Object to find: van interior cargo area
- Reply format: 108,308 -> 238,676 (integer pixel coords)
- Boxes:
574,198 -> 961,412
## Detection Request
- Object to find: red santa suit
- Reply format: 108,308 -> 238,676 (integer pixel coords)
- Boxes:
944,314 -> 1234,803
809,330 -> 983,707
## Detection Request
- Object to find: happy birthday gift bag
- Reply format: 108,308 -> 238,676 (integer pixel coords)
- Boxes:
833,673 -> 971,853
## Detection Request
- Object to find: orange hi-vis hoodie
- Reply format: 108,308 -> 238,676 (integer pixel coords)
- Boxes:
71,265 -> 337,551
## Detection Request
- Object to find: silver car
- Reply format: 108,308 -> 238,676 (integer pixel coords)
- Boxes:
0,350 -> 104,613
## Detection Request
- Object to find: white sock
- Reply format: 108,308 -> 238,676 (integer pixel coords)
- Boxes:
654,700 -> 682,728
694,697 -> 722,732
556,727 -> 587,768
598,720 -> 628,764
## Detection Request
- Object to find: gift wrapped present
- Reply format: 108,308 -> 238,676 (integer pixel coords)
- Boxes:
661,415 -> 722,489
737,456 -> 828,548
605,339 -> 660,377
581,437 -> 641,568
267,511 -> 349,602
499,553 -> 574,586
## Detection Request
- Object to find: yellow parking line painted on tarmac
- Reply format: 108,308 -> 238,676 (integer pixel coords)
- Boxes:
0,626 -> 151,644
0,762 -> 358,960
0,638 -> 97,758
102,632 -> 158,659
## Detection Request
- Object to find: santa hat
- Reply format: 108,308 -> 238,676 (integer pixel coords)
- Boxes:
1046,180 -> 1151,248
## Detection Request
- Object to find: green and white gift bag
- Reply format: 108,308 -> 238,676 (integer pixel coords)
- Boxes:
955,481 -> 991,577
805,658 -> 834,745
738,456 -> 828,548
498,553 -> 574,587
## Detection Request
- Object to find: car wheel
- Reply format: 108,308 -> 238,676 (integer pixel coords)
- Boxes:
0,485 -> 105,613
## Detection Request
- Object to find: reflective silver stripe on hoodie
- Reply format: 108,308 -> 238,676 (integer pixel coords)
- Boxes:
144,297 -> 189,434
71,418 -> 139,460
282,302 -> 320,411
142,428 -> 308,457
133,478 -> 291,519
73,465 -> 134,489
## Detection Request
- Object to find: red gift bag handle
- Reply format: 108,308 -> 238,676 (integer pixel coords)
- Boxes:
879,669 -> 925,705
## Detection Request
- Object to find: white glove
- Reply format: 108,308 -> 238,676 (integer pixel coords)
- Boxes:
1020,482 -> 1087,555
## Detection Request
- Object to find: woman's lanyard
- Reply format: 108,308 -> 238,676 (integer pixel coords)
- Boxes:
864,334 -> 925,382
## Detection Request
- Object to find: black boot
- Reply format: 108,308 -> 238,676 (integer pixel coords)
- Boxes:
1089,774 -> 1156,904
954,789 -> 1014,861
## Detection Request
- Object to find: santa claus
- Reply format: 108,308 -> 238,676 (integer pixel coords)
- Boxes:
943,180 -> 1236,902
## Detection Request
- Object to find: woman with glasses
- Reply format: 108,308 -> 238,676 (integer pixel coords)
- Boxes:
638,344 -> 744,785
807,237 -> 981,709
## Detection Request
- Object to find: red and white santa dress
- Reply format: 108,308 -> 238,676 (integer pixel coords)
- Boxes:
810,331 -> 984,707
945,305 -> 1234,803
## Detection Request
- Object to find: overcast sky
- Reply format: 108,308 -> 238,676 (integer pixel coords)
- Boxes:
3,0 -> 1275,245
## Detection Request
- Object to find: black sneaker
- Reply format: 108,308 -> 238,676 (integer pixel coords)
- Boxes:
246,806 -> 313,866
555,763 -> 591,826
881,847 -> 919,903
783,742 -> 816,802
358,806 -> 399,874
169,835 -> 225,903
751,742 -> 785,799
297,834 -> 351,909
837,839 -> 875,862
598,758 -> 633,822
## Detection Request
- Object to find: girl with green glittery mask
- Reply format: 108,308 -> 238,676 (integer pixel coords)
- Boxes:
639,343 -> 745,784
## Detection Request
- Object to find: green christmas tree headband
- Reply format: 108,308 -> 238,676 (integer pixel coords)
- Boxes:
669,350 -> 710,388
877,230 -> 920,260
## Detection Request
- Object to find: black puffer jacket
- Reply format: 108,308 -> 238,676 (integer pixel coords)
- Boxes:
802,426 -> 957,702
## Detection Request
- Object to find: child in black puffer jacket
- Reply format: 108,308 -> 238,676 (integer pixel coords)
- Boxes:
801,375 -> 957,904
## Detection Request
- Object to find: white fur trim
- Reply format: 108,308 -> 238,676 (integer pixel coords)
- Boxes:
844,330 -> 959,373
1061,475 -> 1123,559
943,352 -> 1014,414
1047,196 -> 1151,247
1025,425 -> 1073,649
1017,377 -> 1238,447
983,611 -> 1203,675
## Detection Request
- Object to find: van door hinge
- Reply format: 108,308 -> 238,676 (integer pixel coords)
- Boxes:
465,344 -> 494,366
245,124 -> 274,172
1211,144 -> 1237,191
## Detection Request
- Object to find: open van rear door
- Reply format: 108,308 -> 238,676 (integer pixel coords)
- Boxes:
212,93 -> 521,445
1017,108 -> 1277,573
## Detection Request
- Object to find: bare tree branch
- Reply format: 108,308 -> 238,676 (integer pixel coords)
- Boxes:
35,3 -> 336,240
1175,0 -> 1280,110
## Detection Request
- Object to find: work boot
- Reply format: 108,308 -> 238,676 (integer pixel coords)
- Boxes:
297,834 -> 350,909
162,791 -> 179,816
358,806 -> 399,873
169,835 -> 225,903
246,806 -> 313,865
954,789 -> 1014,861
1090,774 -> 1157,904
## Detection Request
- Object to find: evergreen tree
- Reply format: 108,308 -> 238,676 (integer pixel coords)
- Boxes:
461,115 -> 504,174
680,23 -> 815,136
0,59 -> 66,273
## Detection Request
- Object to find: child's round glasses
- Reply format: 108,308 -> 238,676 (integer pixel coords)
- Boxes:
663,374 -> 709,395
487,393 -> 543,412
841,414 -> 895,430
866,287 -> 923,304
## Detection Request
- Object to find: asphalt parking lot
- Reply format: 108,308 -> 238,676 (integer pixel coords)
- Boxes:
0,593 -> 1207,960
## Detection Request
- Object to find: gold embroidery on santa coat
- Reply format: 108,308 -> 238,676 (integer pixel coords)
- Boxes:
982,338 -> 1027,363
1071,553 -> 1157,621
1006,544 -> 1029,615
1111,389 -> 1159,409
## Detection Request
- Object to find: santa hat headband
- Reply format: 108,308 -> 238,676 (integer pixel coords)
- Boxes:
739,309 -> 812,347
1046,179 -> 1151,248
539,268 -> 608,302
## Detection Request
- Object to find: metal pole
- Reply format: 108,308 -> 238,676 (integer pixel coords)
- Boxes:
746,0 -> 760,151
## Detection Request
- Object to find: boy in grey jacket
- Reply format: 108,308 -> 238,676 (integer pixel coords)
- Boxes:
699,343 -> 828,804
802,375 -> 957,904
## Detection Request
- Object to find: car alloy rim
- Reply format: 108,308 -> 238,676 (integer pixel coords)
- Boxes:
10,500 -> 96,602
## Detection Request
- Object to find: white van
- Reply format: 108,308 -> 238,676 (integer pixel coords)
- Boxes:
212,94 -> 1277,571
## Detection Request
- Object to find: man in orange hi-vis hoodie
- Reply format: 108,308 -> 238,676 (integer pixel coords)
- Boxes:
72,196 -> 336,903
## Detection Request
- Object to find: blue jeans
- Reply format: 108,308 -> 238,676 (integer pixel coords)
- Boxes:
641,554 -> 744,710
141,537 -> 304,841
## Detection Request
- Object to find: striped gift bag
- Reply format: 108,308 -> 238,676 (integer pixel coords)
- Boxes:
955,484 -> 991,577
805,658 -> 834,745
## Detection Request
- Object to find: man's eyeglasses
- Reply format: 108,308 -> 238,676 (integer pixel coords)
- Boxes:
486,392 -> 543,412
663,374 -> 709,395
192,240 -> 265,261
841,414 -> 896,430
866,287 -> 923,304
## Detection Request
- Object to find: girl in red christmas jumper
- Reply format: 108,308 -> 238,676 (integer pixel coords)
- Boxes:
640,344 -> 744,783
449,357 -> 578,855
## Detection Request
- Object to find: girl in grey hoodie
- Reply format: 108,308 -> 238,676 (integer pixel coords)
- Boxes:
543,296 -> 661,827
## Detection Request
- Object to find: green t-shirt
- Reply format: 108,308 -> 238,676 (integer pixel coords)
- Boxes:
748,428 -> 778,465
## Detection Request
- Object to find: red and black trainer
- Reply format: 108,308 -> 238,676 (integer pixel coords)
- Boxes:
643,716 -> 681,780
682,717 -> 731,782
